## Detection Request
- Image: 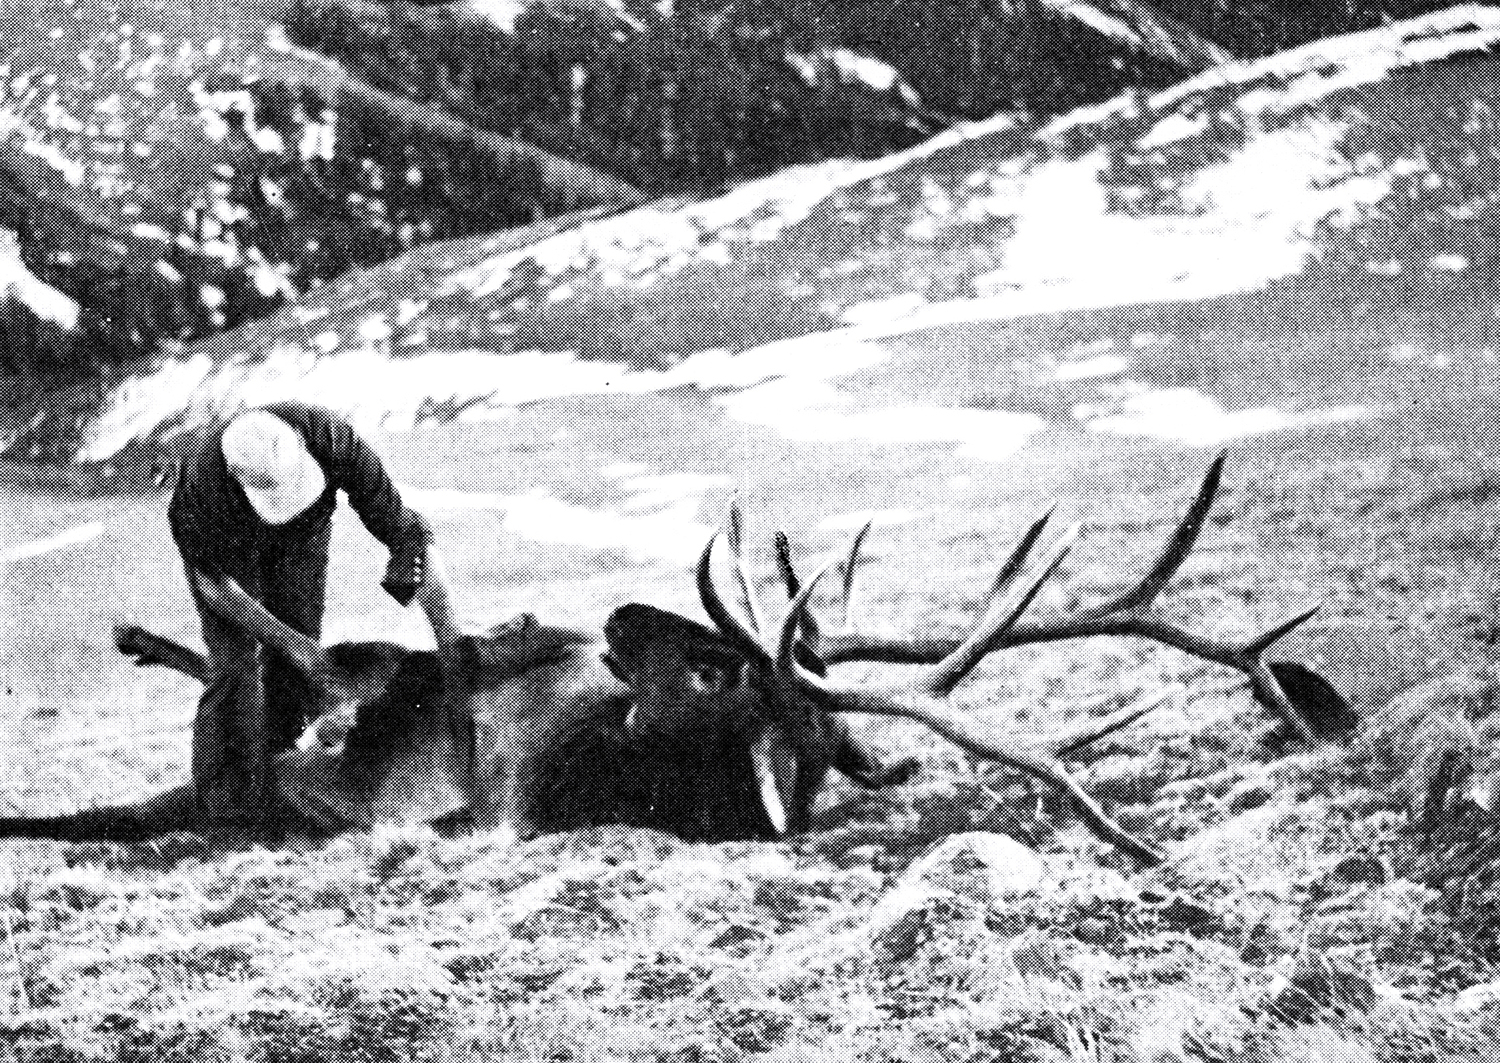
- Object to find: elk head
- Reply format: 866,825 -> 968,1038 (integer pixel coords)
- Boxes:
597,600 -> 855,840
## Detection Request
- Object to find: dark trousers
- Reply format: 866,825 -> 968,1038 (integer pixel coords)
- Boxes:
186,520 -> 331,832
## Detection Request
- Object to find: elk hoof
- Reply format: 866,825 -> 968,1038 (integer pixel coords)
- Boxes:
113,624 -> 154,666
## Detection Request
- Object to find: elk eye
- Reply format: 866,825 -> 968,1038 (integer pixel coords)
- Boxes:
689,661 -> 743,693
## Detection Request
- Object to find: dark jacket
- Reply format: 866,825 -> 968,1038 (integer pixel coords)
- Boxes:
169,401 -> 431,577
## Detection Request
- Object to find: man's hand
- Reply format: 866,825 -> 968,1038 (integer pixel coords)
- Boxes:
405,543 -> 478,670
381,548 -> 425,606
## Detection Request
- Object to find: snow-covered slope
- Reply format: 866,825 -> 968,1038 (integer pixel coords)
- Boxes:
15,6 -> 1500,465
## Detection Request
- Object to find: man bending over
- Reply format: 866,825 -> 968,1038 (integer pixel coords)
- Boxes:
169,401 -> 461,840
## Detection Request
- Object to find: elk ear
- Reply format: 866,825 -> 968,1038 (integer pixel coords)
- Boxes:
602,651 -> 630,683
465,619 -> 592,676
486,612 -> 536,639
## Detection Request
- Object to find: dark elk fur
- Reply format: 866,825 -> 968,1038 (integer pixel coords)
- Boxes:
548,604 -> 915,840
0,607 -> 916,845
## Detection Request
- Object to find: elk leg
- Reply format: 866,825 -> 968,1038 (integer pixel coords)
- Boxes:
114,625 -> 208,683
828,716 -> 920,788
0,784 -> 200,842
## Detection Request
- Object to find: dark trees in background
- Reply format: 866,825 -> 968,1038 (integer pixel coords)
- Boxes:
1151,0 -> 1462,59
293,0 -> 1464,205
288,0 -> 1223,197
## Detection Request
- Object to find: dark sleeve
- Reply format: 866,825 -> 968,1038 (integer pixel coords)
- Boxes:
281,403 -> 433,557
167,425 -> 239,578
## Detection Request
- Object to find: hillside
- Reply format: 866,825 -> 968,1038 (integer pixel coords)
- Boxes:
0,0 -> 1249,409
0,0 -> 644,411
0,6 -> 1491,470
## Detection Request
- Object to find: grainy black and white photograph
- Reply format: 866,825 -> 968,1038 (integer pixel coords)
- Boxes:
2,0 -> 1499,1057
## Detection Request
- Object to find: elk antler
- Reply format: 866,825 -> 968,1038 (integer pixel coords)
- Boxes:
795,454 -> 1320,743
770,548 -> 1176,865
696,453 -> 1325,866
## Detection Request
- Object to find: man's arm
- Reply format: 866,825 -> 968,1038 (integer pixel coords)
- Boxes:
283,403 -> 432,564
276,404 -> 471,655
382,540 -> 476,671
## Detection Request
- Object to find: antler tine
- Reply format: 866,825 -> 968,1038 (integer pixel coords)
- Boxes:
974,503 -> 1058,620
774,575 -> 1165,866
727,495 -> 766,636
775,554 -> 841,669
697,532 -> 770,661
774,531 -> 800,595
774,530 -> 822,647
1244,604 -> 1321,657
922,522 -> 1082,698
1096,450 -> 1225,617
840,519 -> 873,633
1046,684 -> 1184,759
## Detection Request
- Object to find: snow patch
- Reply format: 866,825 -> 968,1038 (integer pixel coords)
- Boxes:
447,106 -> 1018,307
77,355 -> 213,462
601,461 -> 653,479
1039,0 -> 1142,49
716,375 -> 1046,462
614,472 -> 733,513
403,465 -> 730,563
1045,6 -> 1500,140
471,0 -> 527,32
974,123 -> 1387,321
1082,386 -> 1377,446
841,293 -> 930,327
501,490 -> 713,563
0,229 -> 78,327
1055,354 -> 1130,382
3,522 -> 105,564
